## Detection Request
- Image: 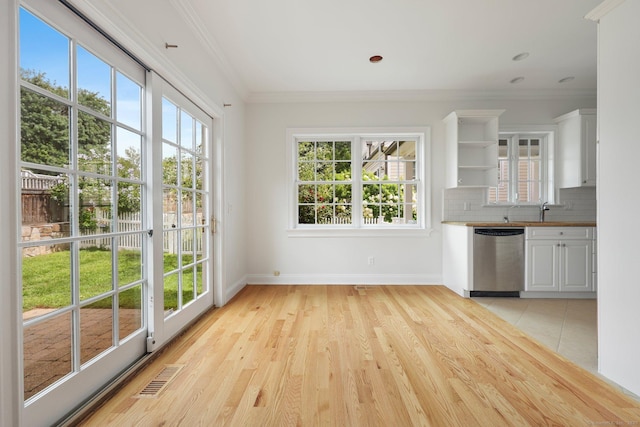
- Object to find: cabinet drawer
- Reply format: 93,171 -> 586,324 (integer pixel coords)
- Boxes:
526,227 -> 592,240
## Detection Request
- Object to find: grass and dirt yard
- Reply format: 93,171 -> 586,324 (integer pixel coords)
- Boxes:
22,248 -> 203,312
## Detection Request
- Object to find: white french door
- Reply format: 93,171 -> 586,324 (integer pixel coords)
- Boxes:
18,2 -> 215,425
148,80 -> 214,348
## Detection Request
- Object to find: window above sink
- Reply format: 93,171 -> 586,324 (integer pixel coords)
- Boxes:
488,126 -> 555,205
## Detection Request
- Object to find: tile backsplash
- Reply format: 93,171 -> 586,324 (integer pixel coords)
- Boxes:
442,187 -> 596,223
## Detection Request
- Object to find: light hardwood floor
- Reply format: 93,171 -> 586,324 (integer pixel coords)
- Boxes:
77,285 -> 640,426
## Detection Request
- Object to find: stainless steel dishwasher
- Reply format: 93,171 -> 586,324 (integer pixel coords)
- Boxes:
471,228 -> 524,297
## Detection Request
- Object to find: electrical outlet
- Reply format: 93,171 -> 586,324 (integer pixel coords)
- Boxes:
273,270 -> 280,276
463,202 -> 470,211
368,256 -> 375,265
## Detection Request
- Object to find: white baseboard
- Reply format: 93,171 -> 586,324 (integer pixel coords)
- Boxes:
245,273 -> 442,285
224,275 -> 247,304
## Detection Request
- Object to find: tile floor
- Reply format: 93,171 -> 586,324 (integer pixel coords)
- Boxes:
471,297 -> 598,373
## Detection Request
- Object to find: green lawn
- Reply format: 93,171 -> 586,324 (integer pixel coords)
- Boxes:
22,248 -> 202,312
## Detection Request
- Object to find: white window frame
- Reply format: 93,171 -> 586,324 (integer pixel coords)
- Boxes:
286,127 -> 431,237
490,125 -> 555,205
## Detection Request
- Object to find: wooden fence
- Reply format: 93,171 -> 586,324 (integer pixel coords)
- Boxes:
21,170 -> 66,225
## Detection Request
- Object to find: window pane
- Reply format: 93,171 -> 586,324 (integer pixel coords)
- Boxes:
21,171 -> 71,239
117,182 -> 141,218
298,161 -> 314,181
79,245 -> 113,300
298,184 -> 314,203
119,284 -> 143,342
23,312 -> 72,401
316,141 -> 333,160
336,204 -> 352,224
195,156 -> 204,191
403,161 -> 417,180
317,205 -> 332,224
196,263 -> 204,295
80,296 -> 113,364
20,8 -> 70,98
298,141 -> 313,159
164,272 -> 179,314
77,45 -> 111,116
118,236 -> 142,286
195,193 -> 205,223
182,192 -> 195,224
22,246 -> 72,316
335,183 -> 352,203
316,184 -> 333,203
195,121 -> 206,156
116,72 -> 141,130
182,229 -> 195,260
316,162 -> 334,180
163,231 -> 178,273
183,266 -> 195,306
21,88 -> 70,168
163,188 -> 178,224
78,178 -> 113,234
180,111 -> 194,150
163,143 -> 178,186
335,141 -> 351,160
117,127 -> 141,180
298,205 -> 315,224
78,111 -> 111,175
335,161 -> 350,179
182,151 -> 194,188
162,98 -> 177,143
196,226 -> 206,262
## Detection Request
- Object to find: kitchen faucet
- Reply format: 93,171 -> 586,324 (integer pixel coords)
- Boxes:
539,202 -> 550,222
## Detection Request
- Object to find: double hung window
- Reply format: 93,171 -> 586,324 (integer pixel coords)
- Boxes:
288,128 -> 429,232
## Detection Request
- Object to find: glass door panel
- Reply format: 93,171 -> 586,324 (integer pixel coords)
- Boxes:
19,6 -> 147,423
159,92 -> 211,324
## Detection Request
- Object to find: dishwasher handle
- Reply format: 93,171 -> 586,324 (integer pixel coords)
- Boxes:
474,228 -> 524,237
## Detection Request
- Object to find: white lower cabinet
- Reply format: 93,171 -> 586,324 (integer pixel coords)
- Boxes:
525,227 -> 593,293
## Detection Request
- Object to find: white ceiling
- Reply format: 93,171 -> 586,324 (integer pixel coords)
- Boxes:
85,0 -> 603,99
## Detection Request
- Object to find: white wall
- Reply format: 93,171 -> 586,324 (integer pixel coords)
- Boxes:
245,96 -> 595,285
593,0 -> 640,397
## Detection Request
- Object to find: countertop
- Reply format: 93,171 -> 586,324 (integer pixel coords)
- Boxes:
442,221 -> 597,227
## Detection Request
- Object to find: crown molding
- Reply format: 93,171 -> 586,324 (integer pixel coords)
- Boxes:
585,0 -> 626,21
168,0 -> 248,100
246,88 -> 597,104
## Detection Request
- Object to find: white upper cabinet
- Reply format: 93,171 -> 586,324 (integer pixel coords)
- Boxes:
554,108 -> 597,188
443,109 -> 504,188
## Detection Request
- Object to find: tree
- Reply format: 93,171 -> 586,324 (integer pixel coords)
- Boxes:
20,70 -> 70,168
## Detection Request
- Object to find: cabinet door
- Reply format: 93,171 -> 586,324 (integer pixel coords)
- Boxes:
559,240 -> 593,291
526,240 -> 559,291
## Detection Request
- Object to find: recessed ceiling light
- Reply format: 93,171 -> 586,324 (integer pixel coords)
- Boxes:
558,76 -> 575,83
510,76 -> 525,84
512,52 -> 529,61
369,55 -> 383,63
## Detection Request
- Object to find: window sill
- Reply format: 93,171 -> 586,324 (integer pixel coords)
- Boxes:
287,227 -> 433,238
